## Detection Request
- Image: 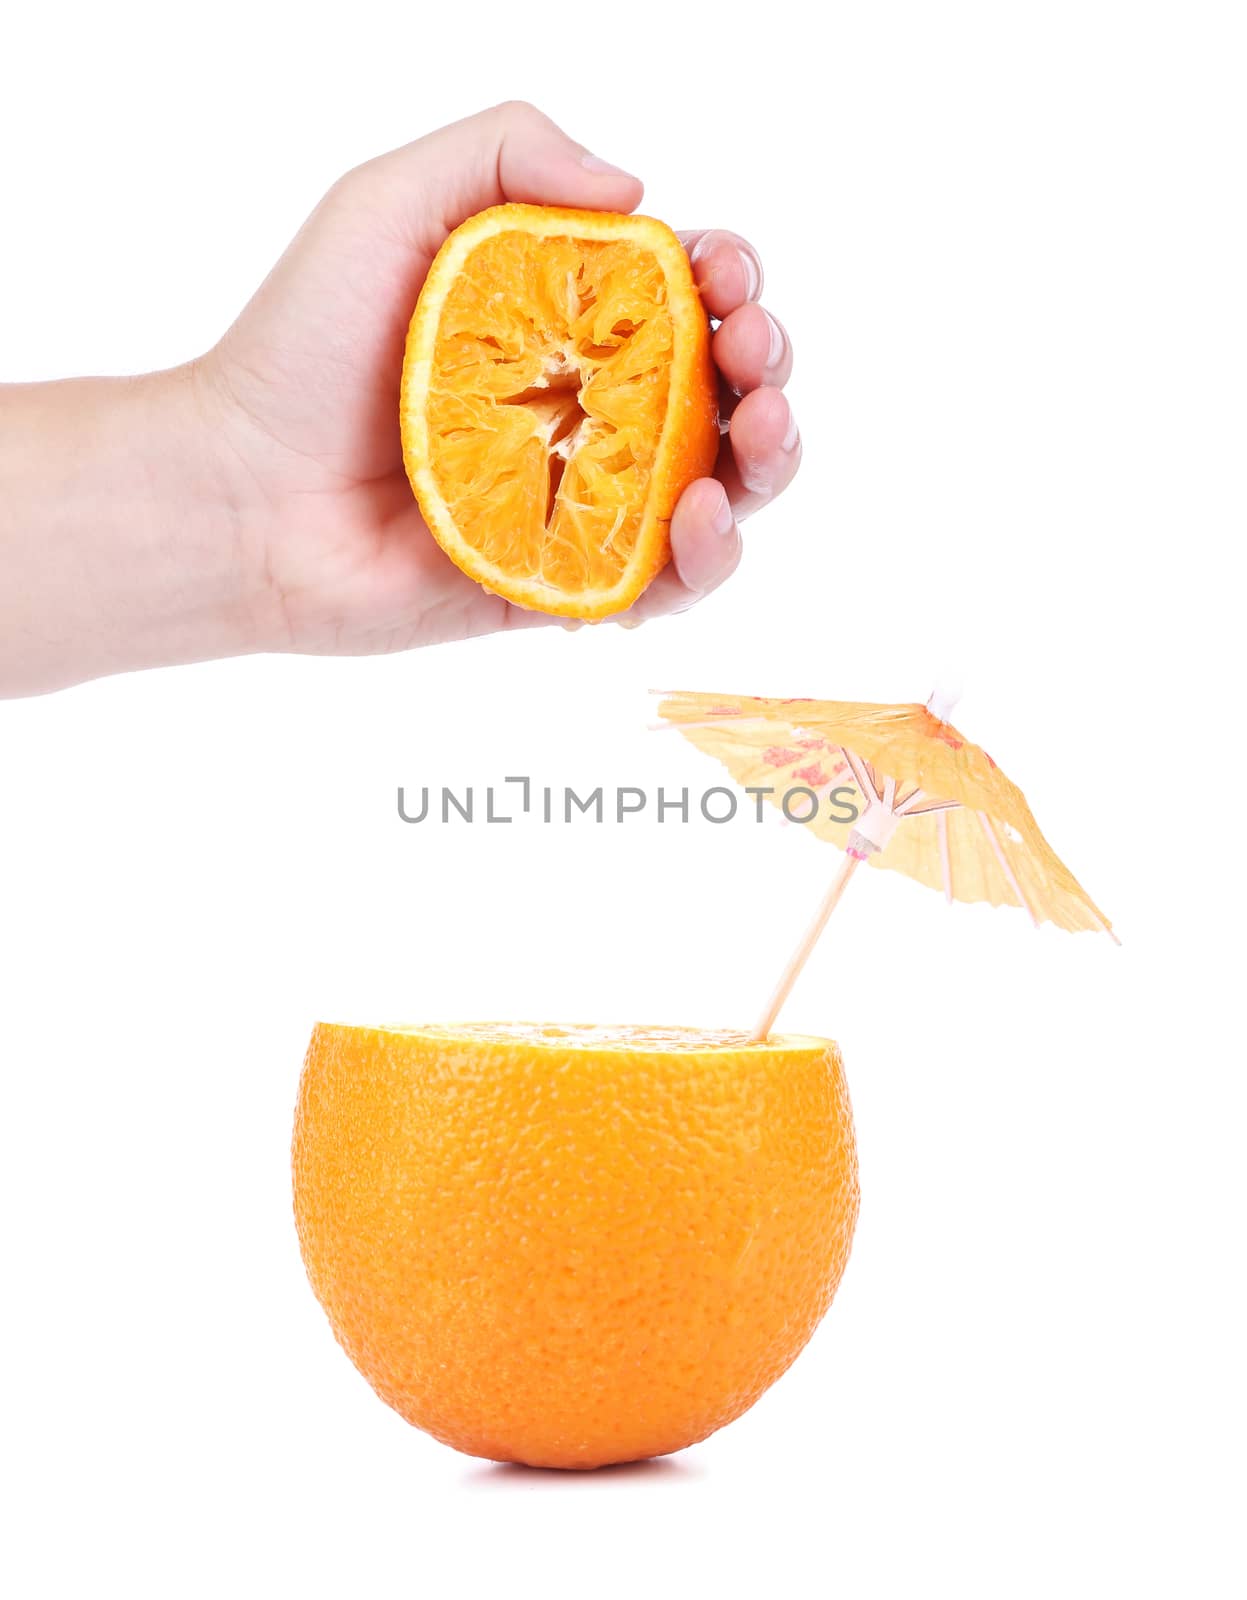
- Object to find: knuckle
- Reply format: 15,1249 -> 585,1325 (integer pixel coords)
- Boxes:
322,165 -> 367,213
492,98 -> 545,126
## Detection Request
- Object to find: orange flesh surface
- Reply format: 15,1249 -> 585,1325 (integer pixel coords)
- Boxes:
426,233 -> 673,594
387,1022 -> 764,1048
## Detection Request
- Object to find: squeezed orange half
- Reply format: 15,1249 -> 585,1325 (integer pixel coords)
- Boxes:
293,1022 -> 859,1469
400,206 -> 719,619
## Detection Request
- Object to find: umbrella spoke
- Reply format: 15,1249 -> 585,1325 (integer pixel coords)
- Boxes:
841,747 -> 880,803
977,811 -> 1040,928
1095,912 -> 1124,947
937,809 -> 953,904
901,796 -> 960,816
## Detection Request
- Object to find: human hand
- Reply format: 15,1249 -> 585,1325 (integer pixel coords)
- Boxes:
200,100 -> 800,652
0,101 -> 801,696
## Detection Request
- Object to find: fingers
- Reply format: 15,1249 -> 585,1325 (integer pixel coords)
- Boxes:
668,478 -> 743,597
680,230 -> 764,319
717,386 -> 802,521
681,229 -> 791,442
507,476 -> 740,633
614,480 -> 742,626
618,386 -> 800,626
713,303 -> 793,397
547,386 -> 799,632
507,401 -> 797,634
359,101 -> 643,243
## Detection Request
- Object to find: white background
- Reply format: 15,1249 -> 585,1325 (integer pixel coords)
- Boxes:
2,3 -> 1244,1596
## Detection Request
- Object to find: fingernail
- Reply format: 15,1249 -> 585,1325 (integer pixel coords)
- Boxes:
782,403 -> 800,453
740,249 -> 763,302
580,151 -> 637,179
764,311 -> 786,373
740,458 -> 771,494
711,484 -> 734,536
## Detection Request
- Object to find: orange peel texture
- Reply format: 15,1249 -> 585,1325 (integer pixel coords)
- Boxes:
293,1022 -> 859,1470
401,206 -> 719,619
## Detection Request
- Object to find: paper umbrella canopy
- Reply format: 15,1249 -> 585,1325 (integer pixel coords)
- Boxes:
656,689 -> 1117,1038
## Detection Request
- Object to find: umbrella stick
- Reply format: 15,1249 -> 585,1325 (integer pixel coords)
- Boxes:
750,853 -> 863,1041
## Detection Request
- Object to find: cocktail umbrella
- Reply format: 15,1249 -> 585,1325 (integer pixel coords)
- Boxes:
656,688 -> 1118,1040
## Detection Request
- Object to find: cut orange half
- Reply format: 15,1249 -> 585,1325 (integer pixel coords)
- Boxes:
400,205 -> 719,619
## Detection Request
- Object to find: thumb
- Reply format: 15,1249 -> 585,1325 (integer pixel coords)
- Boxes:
359,101 -> 644,245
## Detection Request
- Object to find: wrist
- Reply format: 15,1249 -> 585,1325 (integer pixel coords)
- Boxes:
0,366 -> 275,696
130,361 -> 281,664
